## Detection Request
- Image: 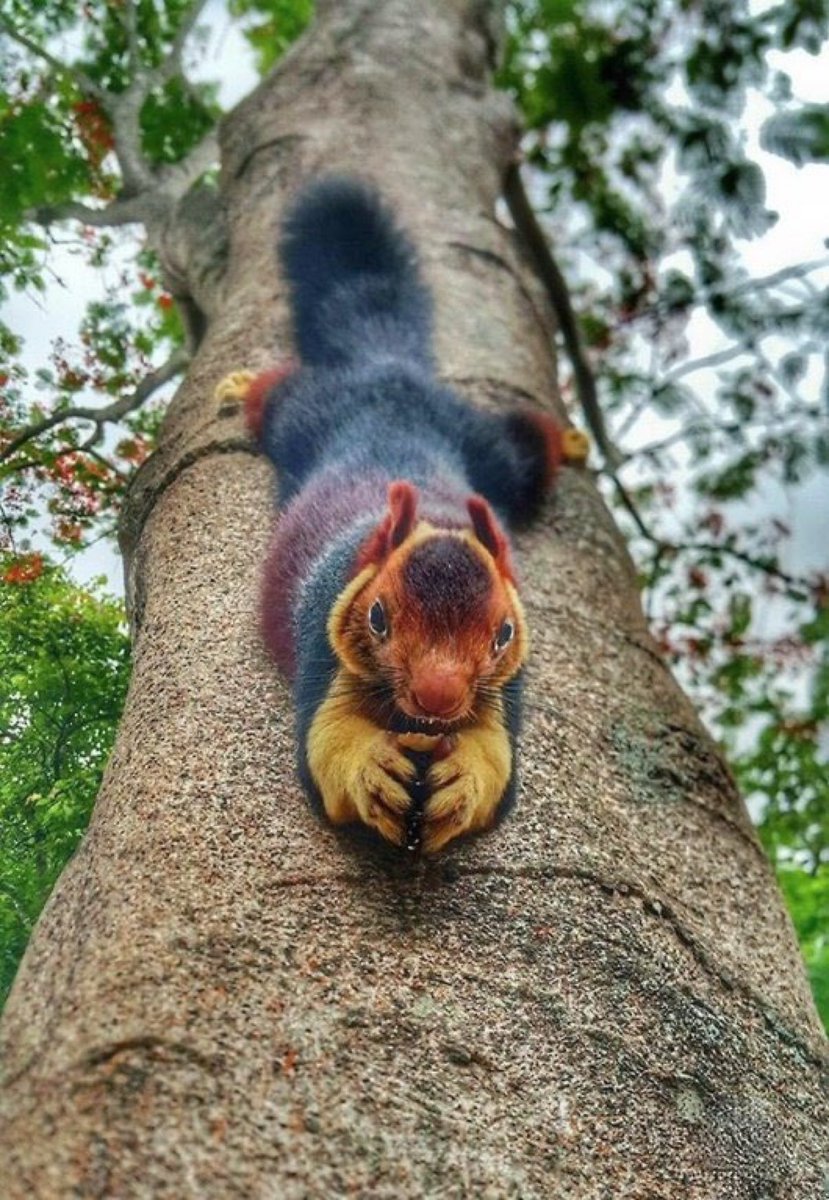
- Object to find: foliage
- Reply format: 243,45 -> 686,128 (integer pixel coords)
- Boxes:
229,0 -> 314,73
0,560 -> 130,1006
0,1 -> 827,1025
775,867 -> 829,1024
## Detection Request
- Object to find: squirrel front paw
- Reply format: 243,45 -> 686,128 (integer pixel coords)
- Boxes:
420,722 -> 512,853
347,733 -> 419,846
306,700 -> 419,846
214,370 -> 256,405
306,671 -> 514,852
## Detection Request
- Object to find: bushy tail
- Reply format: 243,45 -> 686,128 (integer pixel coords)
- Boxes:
279,177 -> 434,370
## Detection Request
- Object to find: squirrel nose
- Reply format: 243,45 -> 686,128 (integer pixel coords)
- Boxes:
411,668 -> 468,718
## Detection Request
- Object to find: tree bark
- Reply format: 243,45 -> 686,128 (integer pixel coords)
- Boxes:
0,2 -> 826,1196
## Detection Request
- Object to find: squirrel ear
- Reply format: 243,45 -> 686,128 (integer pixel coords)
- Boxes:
387,480 -> 419,548
354,481 -> 420,570
467,495 -> 515,581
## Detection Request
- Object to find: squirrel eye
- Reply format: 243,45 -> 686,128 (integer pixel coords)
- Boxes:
494,618 -> 514,653
368,599 -> 388,639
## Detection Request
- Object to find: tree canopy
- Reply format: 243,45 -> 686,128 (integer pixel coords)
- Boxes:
0,559 -> 129,1005
0,0 -> 826,1023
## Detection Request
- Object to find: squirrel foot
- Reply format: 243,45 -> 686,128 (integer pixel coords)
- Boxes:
214,370 -> 257,405
561,427 -> 590,466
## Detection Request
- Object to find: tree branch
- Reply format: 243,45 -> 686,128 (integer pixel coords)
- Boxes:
157,128 -> 219,197
664,344 -> 748,384
668,541 -> 811,599
730,257 -> 829,299
615,492 -> 812,600
504,162 -> 623,469
0,17 -> 107,101
150,0 -> 212,87
603,459 -> 813,600
25,196 -> 152,229
122,0 -> 141,74
0,349 -> 189,465
107,89 -> 155,195
104,0 -> 212,194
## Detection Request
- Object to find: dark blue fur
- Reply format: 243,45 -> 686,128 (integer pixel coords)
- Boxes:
262,362 -> 552,523
262,178 -> 554,522
280,177 -> 434,371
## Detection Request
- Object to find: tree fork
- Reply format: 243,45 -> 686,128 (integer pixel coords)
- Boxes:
0,2 -> 826,1197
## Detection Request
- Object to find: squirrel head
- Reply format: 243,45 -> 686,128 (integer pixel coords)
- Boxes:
329,482 -> 527,727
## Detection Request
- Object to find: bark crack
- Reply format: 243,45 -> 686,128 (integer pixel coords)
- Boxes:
453,861 -> 828,1070
443,375 -> 546,408
120,439 -> 257,631
120,438 -> 256,556
230,134 -> 308,182
81,1034 -> 221,1074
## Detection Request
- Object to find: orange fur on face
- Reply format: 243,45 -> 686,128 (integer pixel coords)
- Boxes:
330,483 -> 527,725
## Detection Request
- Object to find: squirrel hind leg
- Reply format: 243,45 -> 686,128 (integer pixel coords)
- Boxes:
244,362 -> 298,439
494,409 -> 564,523
213,363 -> 298,440
499,409 -> 589,523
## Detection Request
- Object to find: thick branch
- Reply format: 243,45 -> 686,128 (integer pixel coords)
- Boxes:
157,129 -> 220,197
107,89 -> 154,195
26,126 -> 219,236
107,0 -> 211,192
0,349 -> 188,465
504,162 -> 623,468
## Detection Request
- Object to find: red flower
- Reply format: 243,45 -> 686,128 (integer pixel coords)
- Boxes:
2,553 -> 44,585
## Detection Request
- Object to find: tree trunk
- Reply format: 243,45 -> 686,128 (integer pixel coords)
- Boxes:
0,2 -> 825,1196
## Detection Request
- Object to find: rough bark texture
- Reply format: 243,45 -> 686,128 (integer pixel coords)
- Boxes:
1,2 -> 826,1196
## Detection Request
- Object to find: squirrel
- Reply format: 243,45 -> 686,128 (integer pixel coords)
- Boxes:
237,177 -> 574,853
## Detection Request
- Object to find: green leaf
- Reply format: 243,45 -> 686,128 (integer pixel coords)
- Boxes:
761,106 -> 829,165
